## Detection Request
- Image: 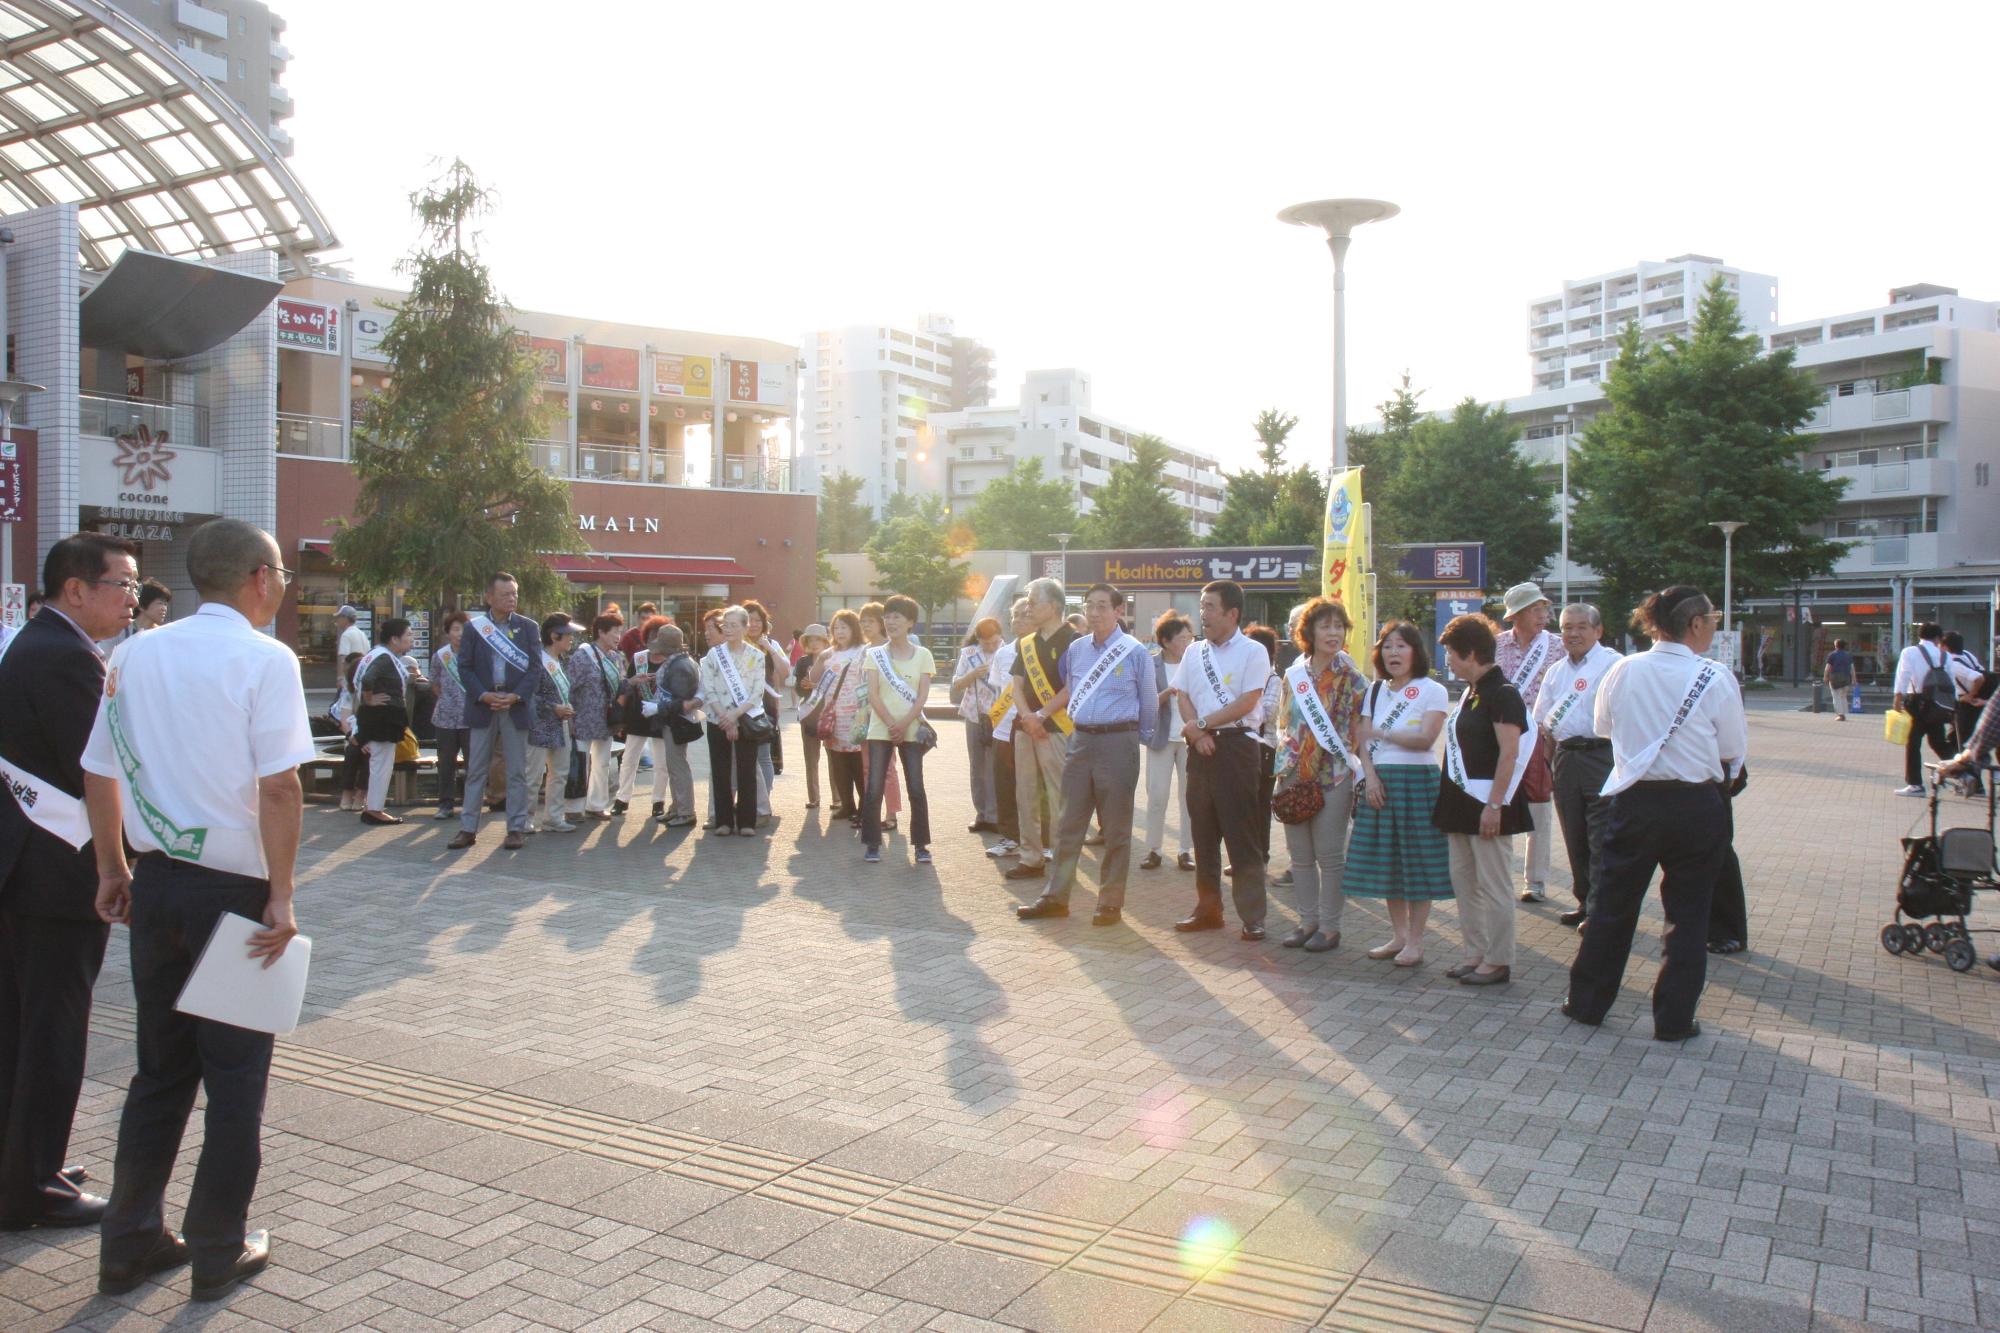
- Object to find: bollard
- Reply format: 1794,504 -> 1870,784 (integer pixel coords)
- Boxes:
1811,682 -> 1826,713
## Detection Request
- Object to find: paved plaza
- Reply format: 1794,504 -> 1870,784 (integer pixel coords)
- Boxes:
4,702 -> 1999,1332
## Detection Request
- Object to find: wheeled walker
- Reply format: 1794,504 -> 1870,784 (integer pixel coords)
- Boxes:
1881,763 -> 2000,973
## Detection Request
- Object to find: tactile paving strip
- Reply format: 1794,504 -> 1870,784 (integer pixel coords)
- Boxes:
85,1005 -> 1636,1331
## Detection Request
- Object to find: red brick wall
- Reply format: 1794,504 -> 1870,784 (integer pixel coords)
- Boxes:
274,459 -> 819,639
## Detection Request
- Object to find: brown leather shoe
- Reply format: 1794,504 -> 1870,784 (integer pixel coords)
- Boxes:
1459,966 -> 1511,986
1174,914 -> 1224,932
502,831 -> 526,850
445,831 -> 476,850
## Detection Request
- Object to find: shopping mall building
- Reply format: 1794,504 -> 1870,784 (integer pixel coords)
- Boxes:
0,3 -> 812,683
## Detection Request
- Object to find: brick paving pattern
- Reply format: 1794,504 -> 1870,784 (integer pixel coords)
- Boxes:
3,704 -> 1997,1330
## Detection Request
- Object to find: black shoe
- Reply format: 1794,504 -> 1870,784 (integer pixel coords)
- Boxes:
0,1189 -> 107,1230
60,1165 -> 88,1186
1139,851 -> 1162,870
1174,914 -> 1224,932
652,802 -> 665,818
1705,938 -> 1745,955
969,821 -> 998,833
1240,925 -> 1267,942
98,1229 -> 191,1295
612,799 -> 629,815
1558,910 -> 1587,927
190,1230 -> 270,1302
1654,1022 -> 1702,1043
1017,899 -> 1068,920
1176,852 -> 1195,872
1560,1001 -> 1602,1027
1091,909 -> 1122,927
1004,863 -> 1046,881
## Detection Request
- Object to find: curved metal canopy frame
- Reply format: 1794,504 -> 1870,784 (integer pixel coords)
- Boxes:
0,0 -> 335,270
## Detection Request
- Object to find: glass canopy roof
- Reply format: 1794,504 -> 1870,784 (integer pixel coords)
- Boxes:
0,0 -> 334,270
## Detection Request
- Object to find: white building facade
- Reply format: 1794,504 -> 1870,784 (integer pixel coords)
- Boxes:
796,313 -> 993,512
1502,274 -> 2000,682
1526,254 -> 1780,394
917,369 -> 1225,538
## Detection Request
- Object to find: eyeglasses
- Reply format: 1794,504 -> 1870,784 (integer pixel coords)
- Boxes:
255,563 -> 298,588
87,578 -> 142,596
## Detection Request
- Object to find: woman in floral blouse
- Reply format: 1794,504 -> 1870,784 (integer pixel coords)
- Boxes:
1273,596 -> 1368,951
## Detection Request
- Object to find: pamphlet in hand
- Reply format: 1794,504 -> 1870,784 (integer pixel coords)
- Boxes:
174,912 -> 312,1035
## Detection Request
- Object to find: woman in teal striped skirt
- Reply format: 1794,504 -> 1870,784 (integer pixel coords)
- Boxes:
1349,622 -> 1454,966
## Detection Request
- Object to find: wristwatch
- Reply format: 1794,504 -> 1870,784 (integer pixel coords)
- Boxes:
1195,715 -> 1211,731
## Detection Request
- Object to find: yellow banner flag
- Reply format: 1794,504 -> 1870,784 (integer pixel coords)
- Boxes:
1322,466 -> 1373,675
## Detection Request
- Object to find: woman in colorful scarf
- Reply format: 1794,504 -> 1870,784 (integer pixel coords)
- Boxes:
1273,597 -> 1368,951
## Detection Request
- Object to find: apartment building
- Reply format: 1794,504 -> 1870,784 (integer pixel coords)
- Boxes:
1526,254 -> 1779,394
796,314 -> 995,512
917,369 -> 1226,539
1503,278 -> 2000,680
121,0 -> 296,156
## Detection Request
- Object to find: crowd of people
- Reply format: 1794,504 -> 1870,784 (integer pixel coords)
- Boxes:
0,512 -> 1842,1306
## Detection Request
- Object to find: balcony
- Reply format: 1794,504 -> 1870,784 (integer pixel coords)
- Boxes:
81,393 -> 207,447
531,440 -> 569,476
1825,458 -> 1953,499
716,457 -> 794,492
275,412 -> 343,459
577,441 -> 641,481
173,41 -> 228,82
270,40 -> 292,63
1814,384 -> 1947,433
1529,307 -> 1562,329
176,0 -> 229,39
1833,531 -> 1940,575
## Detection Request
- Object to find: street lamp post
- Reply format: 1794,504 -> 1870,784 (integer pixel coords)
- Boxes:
1711,520 -> 1745,671
1278,198 -> 1399,471
1554,411 -> 1571,607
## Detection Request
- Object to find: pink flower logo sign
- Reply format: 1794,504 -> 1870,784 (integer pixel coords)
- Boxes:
112,424 -> 175,491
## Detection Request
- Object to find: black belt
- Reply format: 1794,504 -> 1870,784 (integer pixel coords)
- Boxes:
1073,721 -> 1138,735
1207,726 -> 1252,736
1557,736 -> 1611,752
1632,779 -> 1721,790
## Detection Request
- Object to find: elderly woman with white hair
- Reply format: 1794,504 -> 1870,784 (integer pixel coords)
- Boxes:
698,604 -> 770,836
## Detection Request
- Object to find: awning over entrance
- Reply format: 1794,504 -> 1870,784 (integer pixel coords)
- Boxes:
81,249 -> 283,359
610,555 -> 754,582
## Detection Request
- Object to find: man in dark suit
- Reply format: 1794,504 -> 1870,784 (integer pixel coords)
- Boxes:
0,533 -> 139,1229
447,572 -> 544,852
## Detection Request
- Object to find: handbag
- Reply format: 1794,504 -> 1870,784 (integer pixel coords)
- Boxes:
394,729 -> 419,765
740,710 -> 777,745
1272,776 -> 1325,825
914,719 -> 938,751
1884,708 -> 1913,746
1521,733 -> 1555,803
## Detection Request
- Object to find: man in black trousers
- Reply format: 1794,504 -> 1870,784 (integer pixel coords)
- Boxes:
83,519 -> 316,1301
0,533 -> 139,1230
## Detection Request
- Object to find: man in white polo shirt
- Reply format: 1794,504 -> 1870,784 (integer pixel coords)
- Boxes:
81,519 -> 315,1303
1534,603 -> 1621,929
1172,579 -> 1274,940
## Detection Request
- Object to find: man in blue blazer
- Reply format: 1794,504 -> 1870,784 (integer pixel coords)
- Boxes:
446,572 -> 545,851
0,534 -> 140,1230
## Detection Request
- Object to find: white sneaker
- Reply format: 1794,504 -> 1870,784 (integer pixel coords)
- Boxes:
542,819 -> 576,832
985,838 -> 1018,858
1894,784 -> 1926,797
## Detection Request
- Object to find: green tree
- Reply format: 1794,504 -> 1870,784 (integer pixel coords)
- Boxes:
966,457 -> 1081,550
1078,435 -> 1194,548
1570,279 -> 1847,621
866,494 -> 971,619
1387,398 -> 1559,595
815,548 -> 838,597
332,160 -> 578,611
1209,407 -> 1300,547
880,490 -> 921,522
1345,376 -> 1427,622
817,470 -> 874,553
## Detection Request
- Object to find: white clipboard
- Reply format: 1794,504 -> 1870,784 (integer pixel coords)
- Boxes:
174,912 -> 311,1036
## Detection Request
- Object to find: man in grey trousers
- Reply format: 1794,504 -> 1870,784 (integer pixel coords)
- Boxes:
1533,604 -> 1621,928
1016,583 -> 1157,927
447,573 -> 544,852
644,625 -> 701,827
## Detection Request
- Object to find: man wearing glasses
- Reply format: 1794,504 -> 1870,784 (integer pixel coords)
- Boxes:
0,534 -> 139,1234
82,519 -> 315,1301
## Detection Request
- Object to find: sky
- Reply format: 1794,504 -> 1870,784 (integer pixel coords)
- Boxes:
280,0 -> 2000,477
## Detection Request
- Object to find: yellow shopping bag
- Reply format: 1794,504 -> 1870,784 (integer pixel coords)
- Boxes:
1883,708 -> 1912,747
